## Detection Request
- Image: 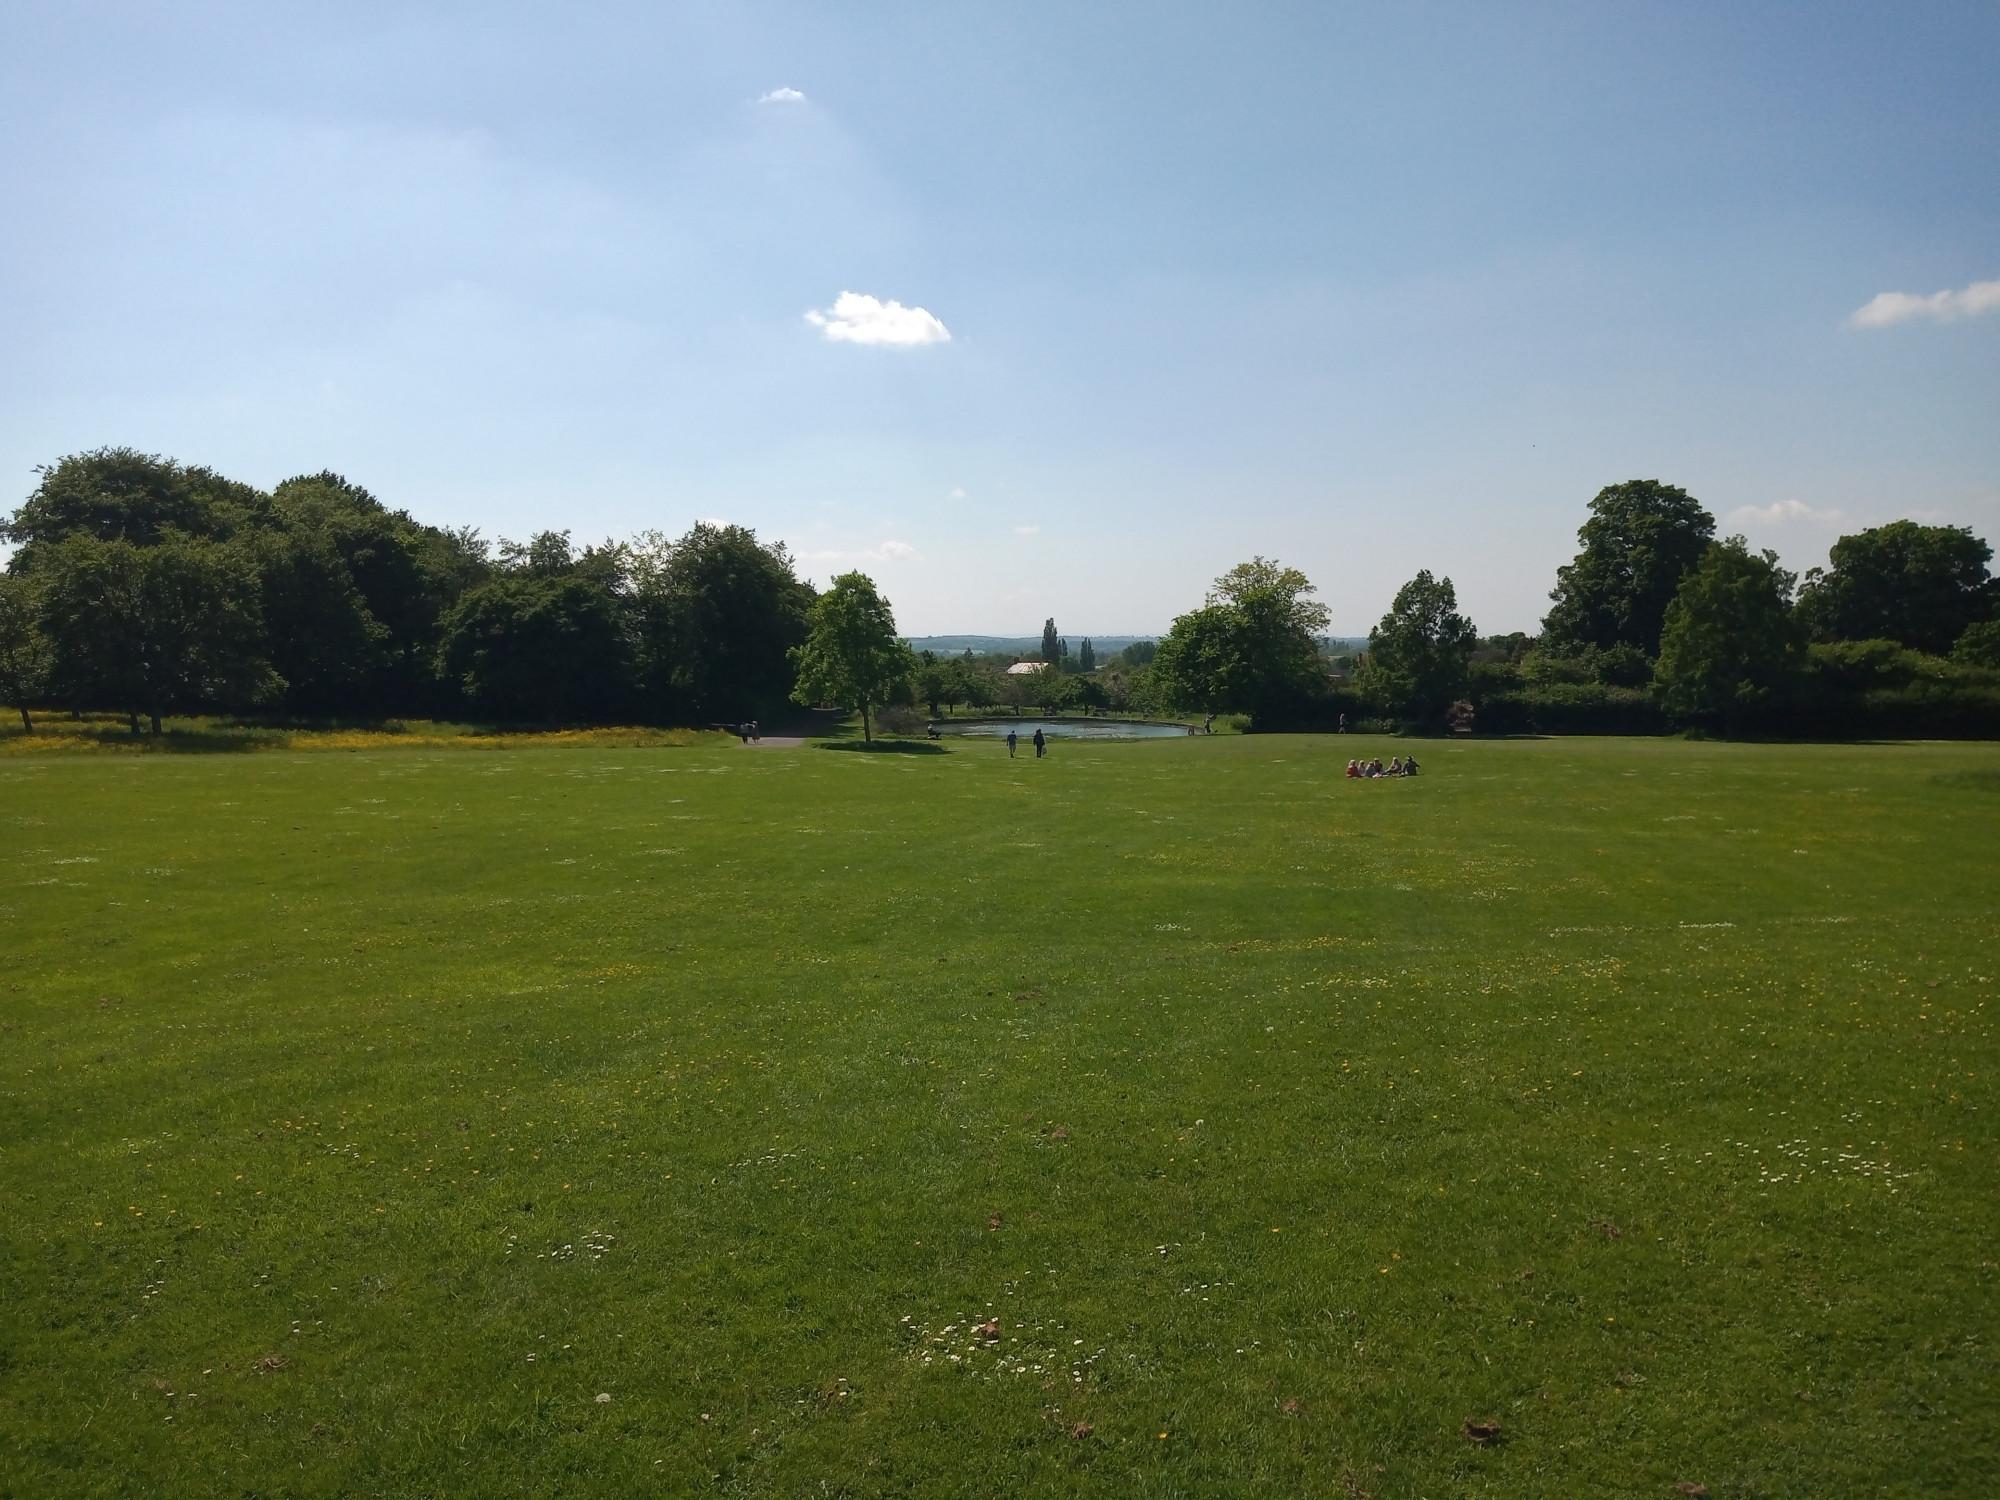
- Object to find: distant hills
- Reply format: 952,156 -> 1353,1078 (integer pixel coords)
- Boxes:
906,634 -> 1368,656
905,635 -> 1158,656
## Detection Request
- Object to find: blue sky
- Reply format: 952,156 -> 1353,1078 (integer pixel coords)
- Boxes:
2,2 -> 1996,635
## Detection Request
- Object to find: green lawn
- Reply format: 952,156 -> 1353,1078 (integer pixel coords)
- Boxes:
2,733 -> 1995,1498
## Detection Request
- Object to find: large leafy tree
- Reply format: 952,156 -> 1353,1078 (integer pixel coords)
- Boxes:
37,533 -> 276,733
1150,605 -> 1244,716
436,574 -> 631,723
270,472 -> 490,713
1150,559 -> 1330,723
1207,557 -> 1331,637
1653,538 -> 1806,720
631,523 -> 815,722
1041,617 -> 1061,665
790,572 -> 913,742
251,524 -> 387,715
2,448 -> 267,559
1364,570 -> 1477,720
1542,481 -> 1716,656
1795,520 -> 1994,655
0,575 -> 52,732
7,455 -> 494,722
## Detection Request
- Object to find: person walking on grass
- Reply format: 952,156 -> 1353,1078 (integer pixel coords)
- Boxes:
1033,726 -> 1047,758
1007,728 -> 1018,758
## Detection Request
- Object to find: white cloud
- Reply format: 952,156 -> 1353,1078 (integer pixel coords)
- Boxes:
805,291 -> 950,346
758,87 -> 805,104
802,539 -> 919,563
1727,498 -> 1845,527
1013,524 -> 1039,534
1849,277 -> 2000,327
945,487 -> 966,500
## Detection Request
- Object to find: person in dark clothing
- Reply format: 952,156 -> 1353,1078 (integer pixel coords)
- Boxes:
1006,728 -> 1018,758
1032,727 -> 1047,758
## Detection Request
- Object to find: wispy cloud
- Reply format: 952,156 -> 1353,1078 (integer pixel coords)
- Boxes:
806,291 -> 950,346
1727,498 -> 1845,527
1013,524 -> 1039,535
758,87 -> 805,104
945,487 -> 966,500
1849,277 -> 2000,327
802,539 -> 920,563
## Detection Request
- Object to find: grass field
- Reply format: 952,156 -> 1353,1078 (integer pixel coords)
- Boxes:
2,732 -> 1996,1498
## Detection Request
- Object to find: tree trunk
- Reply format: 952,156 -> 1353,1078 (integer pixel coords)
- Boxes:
17,704 -> 31,734
129,710 -> 141,736
861,701 -> 872,742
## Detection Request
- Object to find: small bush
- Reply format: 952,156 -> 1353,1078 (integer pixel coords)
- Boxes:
873,703 -> 926,736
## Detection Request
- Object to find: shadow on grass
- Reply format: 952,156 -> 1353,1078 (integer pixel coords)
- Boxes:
1,716 -> 732,754
816,739 -> 950,755
1934,769 -> 2000,792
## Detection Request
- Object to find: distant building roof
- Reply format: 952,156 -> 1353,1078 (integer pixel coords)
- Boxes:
1006,660 -> 1044,675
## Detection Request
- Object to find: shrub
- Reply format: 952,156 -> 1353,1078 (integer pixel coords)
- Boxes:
873,703 -> 926,736
1953,620 -> 2000,670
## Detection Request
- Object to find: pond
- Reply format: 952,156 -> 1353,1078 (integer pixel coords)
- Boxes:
931,718 -> 1194,740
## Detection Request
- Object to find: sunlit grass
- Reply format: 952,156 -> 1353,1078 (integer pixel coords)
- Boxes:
1,733 -> 1994,1496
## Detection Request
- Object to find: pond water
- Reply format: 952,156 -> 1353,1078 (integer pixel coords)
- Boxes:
933,718 -> 1193,740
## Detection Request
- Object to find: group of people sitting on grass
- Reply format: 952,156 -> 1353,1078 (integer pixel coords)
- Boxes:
1346,755 -> 1418,778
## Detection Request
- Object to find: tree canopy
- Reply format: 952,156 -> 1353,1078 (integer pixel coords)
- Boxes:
1796,521 -> 1994,655
37,532 -> 276,733
4,448 -> 1994,741
436,573 -> 632,724
0,575 -> 51,732
630,523 -> 815,722
790,572 -> 913,742
1364,570 -> 1477,720
1653,538 -> 1806,720
1208,557 -> 1331,637
1152,559 -> 1330,724
3,447 -> 266,554
1542,480 -> 1716,657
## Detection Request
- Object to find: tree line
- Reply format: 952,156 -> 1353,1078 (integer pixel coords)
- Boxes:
2,454 -> 1996,738
0,449 -> 816,733
1135,480 -> 2000,736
